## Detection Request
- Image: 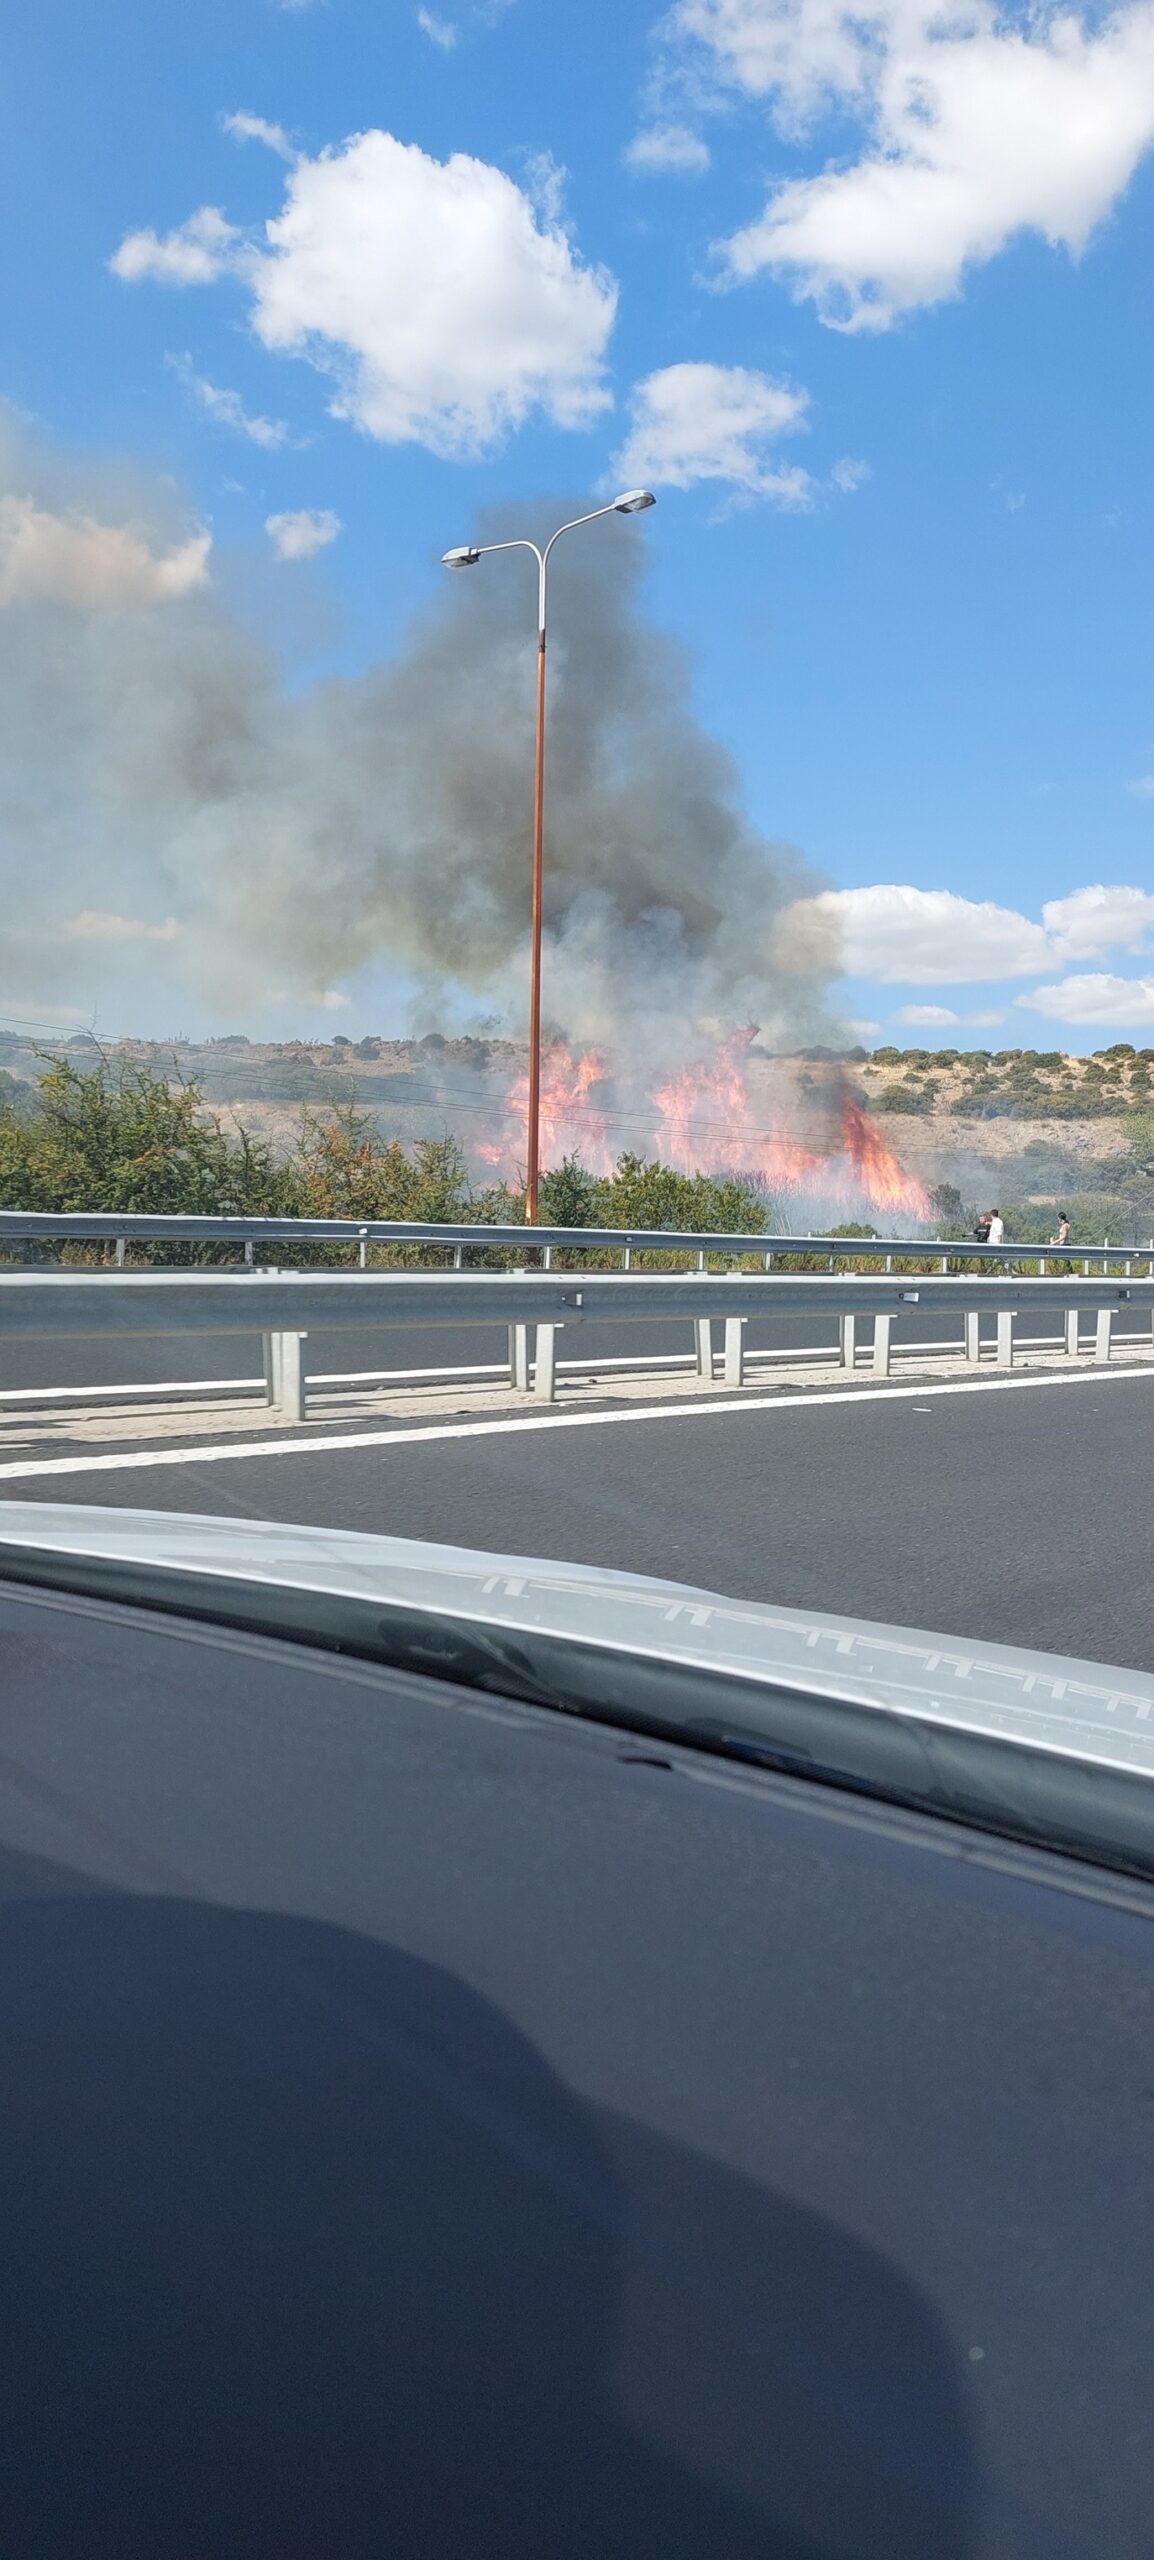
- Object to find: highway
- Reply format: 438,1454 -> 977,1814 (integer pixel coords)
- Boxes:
1,1353 -> 1152,1673
0,1301 -> 1091,1395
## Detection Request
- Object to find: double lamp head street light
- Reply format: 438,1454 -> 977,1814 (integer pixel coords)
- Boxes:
443,489 -> 656,1223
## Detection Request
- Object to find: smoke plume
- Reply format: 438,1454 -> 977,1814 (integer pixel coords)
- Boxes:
0,413 -> 842,1057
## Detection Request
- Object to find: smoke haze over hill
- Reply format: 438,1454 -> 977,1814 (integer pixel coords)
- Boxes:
0,411 -> 839,1062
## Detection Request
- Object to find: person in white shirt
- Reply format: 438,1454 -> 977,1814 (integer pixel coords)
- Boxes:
986,1211 -> 1005,1247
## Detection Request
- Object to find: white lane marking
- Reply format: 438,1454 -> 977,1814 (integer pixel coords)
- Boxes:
0,1378 -> 263,1404
0,1333 -> 1116,1407
0,1357 -> 1152,1483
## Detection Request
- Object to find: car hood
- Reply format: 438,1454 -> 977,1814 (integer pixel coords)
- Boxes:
0,1498 -> 1151,1786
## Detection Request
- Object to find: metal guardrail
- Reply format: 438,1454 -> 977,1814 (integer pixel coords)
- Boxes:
0,1209 -> 1149,1277
1,1265 -> 1151,1418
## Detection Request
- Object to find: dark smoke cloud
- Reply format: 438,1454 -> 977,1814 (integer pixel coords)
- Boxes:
0,419 -> 842,1052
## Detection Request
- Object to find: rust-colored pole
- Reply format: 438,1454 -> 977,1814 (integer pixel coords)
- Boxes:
525,613 -> 547,1222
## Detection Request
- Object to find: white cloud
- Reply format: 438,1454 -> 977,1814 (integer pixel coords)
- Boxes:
115,132 -> 617,457
417,8 -> 458,44
221,111 -> 294,160
1019,973 -> 1154,1026
831,456 -> 870,493
251,134 -> 616,450
61,912 -> 180,944
1042,883 -> 1154,956
777,879 -> 1154,984
169,354 -> 290,448
780,884 -> 1055,982
672,0 -> 1154,328
625,124 -> 711,175
613,361 -> 811,501
1128,773 -> 1154,797
897,1003 -> 960,1025
265,506 -> 342,559
0,498 -> 210,608
110,206 -> 240,286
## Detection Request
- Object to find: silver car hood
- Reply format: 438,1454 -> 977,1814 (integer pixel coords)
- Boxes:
0,1499 -> 1151,1787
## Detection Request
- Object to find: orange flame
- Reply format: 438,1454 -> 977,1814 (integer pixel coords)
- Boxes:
653,1031 -> 825,1189
503,1040 -> 612,1177
838,1095 -> 932,1219
478,1034 -> 930,1222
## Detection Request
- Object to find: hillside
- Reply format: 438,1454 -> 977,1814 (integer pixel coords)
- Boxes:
849,1042 -> 1154,1226
2,1032 -> 1152,1232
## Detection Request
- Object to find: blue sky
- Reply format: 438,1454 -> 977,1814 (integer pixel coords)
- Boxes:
3,0 -> 1154,1047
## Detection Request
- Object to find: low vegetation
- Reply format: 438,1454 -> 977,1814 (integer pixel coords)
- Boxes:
860,1041 -> 1154,1120
2,1049 -> 1152,1263
0,1058 -> 773,1264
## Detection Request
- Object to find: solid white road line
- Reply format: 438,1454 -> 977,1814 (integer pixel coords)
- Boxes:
0,1356 -> 1152,1483
0,1333 -> 1111,1408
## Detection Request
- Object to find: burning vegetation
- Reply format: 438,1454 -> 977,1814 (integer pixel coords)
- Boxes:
472,1029 -> 929,1221
0,1042 -> 932,1234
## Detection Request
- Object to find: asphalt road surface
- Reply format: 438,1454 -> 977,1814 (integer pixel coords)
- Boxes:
0,1304 -> 1092,1395
2,1360 -> 1153,1673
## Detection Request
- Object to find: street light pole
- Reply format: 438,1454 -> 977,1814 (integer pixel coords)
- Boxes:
443,491 -> 656,1222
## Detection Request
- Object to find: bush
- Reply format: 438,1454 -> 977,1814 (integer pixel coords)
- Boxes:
292,1105 -> 467,1225
592,1154 -> 768,1235
537,1156 -> 600,1227
929,1181 -> 965,1232
0,1055 -> 291,1223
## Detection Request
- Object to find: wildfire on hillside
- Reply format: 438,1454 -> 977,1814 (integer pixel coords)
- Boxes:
479,1030 -> 931,1221
838,1094 -> 931,1219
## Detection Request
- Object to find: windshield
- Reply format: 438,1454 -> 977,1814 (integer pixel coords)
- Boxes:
10,19 -> 1154,2548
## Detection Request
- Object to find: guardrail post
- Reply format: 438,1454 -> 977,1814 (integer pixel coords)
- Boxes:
872,1314 -> 892,1378
534,1323 -> 559,1401
263,1332 -> 308,1421
995,1311 -> 1014,1369
840,1313 -> 856,1370
509,1324 -> 530,1392
965,1312 -> 981,1364
244,1240 -> 254,1269
694,1316 -> 714,1380
114,1237 -> 126,1269
1095,1307 -> 1113,1365
723,1316 -> 745,1386
358,1230 -> 368,1270
1065,1310 -> 1080,1358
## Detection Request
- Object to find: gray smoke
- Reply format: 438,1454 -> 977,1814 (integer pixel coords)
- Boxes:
0,416 -> 842,1057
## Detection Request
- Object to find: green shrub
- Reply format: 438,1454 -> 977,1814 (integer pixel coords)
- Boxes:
0,1054 -> 291,1224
